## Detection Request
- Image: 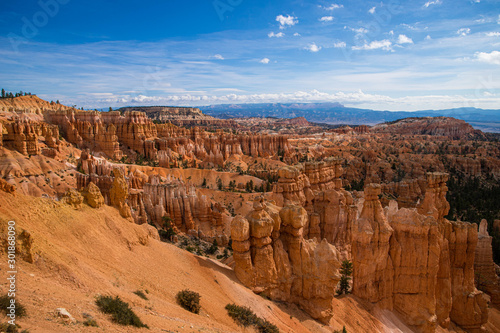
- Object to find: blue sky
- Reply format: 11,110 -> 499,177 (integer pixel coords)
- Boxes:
0,0 -> 499,110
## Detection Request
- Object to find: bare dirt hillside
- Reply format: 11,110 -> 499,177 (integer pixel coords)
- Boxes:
0,192 -> 328,332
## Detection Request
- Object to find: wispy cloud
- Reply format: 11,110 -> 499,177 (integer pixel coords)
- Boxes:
260,58 -> 270,64
268,32 -> 284,38
397,34 -> 414,44
369,6 -> 376,14
486,32 -> 500,37
319,16 -> 334,22
305,43 -> 321,52
333,41 -> 346,48
457,28 -> 471,36
475,51 -> 500,65
423,0 -> 442,8
276,15 -> 298,29
321,4 -> 343,11
213,54 -> 224,60
353,40 -> 393,51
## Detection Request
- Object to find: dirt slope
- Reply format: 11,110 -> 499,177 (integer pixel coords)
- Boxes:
0,192 -> 328,332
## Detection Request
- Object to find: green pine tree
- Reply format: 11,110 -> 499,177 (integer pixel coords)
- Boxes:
337,260 -> 353,295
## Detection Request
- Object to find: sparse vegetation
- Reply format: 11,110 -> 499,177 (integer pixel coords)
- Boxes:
0,323 -> 30,333
83,319 -> 99,327
225,303 -> 259,327
95,295 -> 148,328
225,303 -> 279,332
0,295 -> 27,318
158,216 -> 177,242
207,239 -> 219,255
176,290 -> 201,314
256,319 -> 280,333
133,290 -> 148,300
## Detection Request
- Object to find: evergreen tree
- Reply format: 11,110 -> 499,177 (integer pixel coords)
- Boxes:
1,89 -> 5,98
337,260 -> 353,295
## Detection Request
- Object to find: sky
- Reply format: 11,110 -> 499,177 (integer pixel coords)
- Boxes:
0,0 -> 499,111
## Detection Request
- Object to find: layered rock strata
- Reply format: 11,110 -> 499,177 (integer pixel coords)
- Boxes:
352,173 -> 489,333
272,159 -> 356,251
231,197 -> 341,322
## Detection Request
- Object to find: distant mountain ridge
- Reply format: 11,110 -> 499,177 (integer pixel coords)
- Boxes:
199,103 -> 500,133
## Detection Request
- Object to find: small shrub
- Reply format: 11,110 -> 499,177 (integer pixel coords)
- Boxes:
257,319 -> 280,333
0,323 -> 30,333
133,290 -> 148,300
83,319 -> 98,327
333,327 -> 347,333
0,295 -> 27,317
176,290 -> 201,314
225,303 -> 259,327
95,295 -> 148,328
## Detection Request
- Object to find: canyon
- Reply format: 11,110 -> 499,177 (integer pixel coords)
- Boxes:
0,96 -> 499,332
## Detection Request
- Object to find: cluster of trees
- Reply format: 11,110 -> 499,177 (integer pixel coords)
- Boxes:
1,89 -> 33,98
445,172 -> 500,263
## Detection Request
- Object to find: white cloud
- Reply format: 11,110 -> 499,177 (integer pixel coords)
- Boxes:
305,43 -> 321,52
389,30 -> 394,35
369,6 -> 376,14
276,15 -> 298,29
352,40 -> 393,51
486,32 -> 500,37
472,0 -> 480,3
400,23 -> 418,31
321,4 -> 343,10
423,0 -> 442,8
90,90 -> 500,112
319,16 -> 334,22
397,34 -> 414,44
353,27 -> 368,34
260,58 -> 270,64
425,35 -> 432,40
213,54 -> 224,60
333,41 -> 346,48
475,51 -> 500,65
457,28 -> 471,36
293,32 -> 301,37
268,32 -> 285,38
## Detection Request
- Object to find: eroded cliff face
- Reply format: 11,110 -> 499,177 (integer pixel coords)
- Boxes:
2,118 -> 60,157
231,197 -> 341,322
272,159 -> 356,252
44,108 -> 293,166
76,151 -> 231,244
475,219 -> 500,305
352,173 -> 489,333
